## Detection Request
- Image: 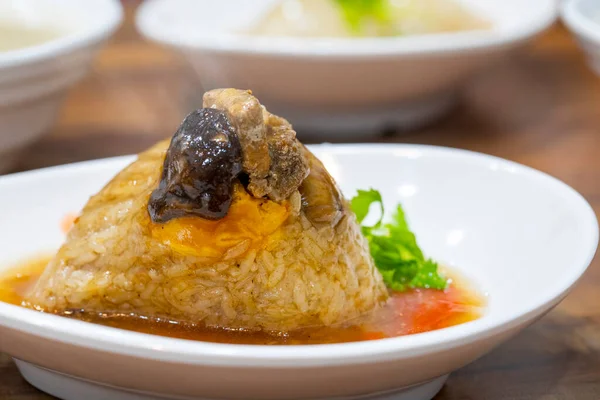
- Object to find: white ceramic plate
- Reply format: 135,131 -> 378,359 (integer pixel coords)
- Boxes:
136,0 -> 557,137
0,144 -> 597,400
561,0 -> 600,76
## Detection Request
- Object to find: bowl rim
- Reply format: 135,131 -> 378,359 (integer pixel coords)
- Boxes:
0,144 -> 597,368
134,0 -> 557,58
0,0 -> 123,69
561,0 -> 600,44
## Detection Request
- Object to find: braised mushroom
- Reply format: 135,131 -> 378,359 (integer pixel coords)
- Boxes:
148,108 -> 242,222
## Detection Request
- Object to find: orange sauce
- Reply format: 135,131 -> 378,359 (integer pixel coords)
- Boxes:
0,256 -> 484,345
60,213 -> 79,234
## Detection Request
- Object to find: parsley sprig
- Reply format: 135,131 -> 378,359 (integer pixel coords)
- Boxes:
351,189 -> 448,291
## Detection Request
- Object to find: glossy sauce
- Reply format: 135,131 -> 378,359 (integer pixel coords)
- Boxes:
0,256 -> 484,345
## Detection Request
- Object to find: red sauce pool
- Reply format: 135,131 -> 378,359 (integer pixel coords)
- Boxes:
0,257 -> 484,345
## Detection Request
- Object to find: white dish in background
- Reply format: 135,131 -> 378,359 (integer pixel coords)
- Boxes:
135,0 -> 557,138
561,0 -> 600,76
0,0 -> 122,174
0,144 -> 597,400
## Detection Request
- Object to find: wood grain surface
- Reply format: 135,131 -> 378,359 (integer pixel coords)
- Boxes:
2,1 -> 600,399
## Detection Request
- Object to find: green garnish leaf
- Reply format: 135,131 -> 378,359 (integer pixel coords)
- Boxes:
350,189 -> 448,292
334,0 -> 393,35
411,259 -> 448,290
350,189 -> 384,226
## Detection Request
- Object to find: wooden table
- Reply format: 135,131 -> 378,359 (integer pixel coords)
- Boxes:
3,3 -> 600,399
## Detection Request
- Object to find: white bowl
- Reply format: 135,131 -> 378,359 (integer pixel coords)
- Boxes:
135,0 -> 557,138
0,0 -> 123,173
0,144 -> 597,400
561,0 -> 600,76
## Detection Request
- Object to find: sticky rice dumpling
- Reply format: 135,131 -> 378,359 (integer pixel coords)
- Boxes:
26,89 -> 388,332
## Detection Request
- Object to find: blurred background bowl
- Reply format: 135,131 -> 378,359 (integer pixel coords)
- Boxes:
136,0 -> 557,140
562,0 -> 600,76
0,0 -> 122,173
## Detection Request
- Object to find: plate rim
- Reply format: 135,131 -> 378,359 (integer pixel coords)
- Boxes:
0,143 -> 597,368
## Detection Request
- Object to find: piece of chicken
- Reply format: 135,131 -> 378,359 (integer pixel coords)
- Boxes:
203,89 -> 309,202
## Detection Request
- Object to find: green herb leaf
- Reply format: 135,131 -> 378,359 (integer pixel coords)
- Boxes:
411,259 -> 448,290
350,189 -> 384,226
350,189 -> 448,292
334,0 -> 393,34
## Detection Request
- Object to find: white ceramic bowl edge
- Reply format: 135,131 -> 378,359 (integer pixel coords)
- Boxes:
0,0 -> 123,173
561,0 -> 600,76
